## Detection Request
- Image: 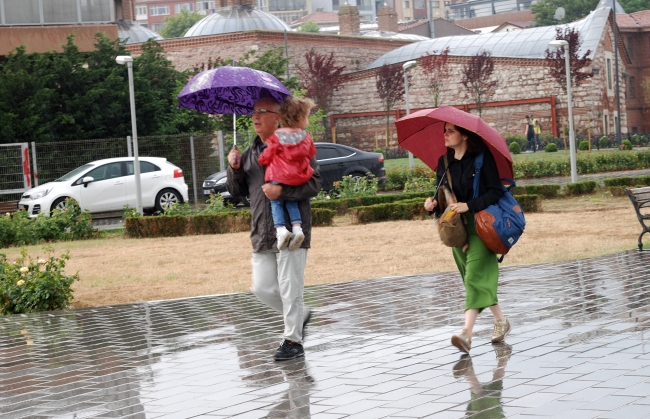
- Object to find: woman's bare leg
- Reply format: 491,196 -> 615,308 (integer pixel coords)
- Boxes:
488,304 -> 506,322
464,309 -> 479,338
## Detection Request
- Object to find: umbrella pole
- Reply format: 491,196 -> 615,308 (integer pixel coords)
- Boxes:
233,113 -> 237,147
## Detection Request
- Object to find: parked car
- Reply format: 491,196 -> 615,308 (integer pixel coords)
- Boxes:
202,142 -> 386,205
18,157 -> 189,217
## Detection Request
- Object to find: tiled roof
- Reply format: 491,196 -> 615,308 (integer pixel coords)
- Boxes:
617,10 -> 650,28
397,19 -> 429,31
292,11 -> 339,25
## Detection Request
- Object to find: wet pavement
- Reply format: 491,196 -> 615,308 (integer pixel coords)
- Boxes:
2,250 -> 650,418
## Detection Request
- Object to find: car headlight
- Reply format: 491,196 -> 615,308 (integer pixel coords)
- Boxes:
215,177 -> 227,185
28,188 -> 53,200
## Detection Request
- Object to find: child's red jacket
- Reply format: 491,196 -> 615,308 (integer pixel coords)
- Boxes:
258,128 -> 316,186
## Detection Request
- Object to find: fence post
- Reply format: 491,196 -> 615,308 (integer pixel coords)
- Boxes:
127,136 -> 132,157
218,131 -> 225,172
190,135 -> 198,207
31,142 -> 39,187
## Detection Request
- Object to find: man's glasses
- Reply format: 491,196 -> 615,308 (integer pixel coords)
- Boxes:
251,109 -> 278,115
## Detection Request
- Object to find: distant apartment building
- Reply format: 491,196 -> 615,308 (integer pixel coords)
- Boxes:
136,0 -> 219,31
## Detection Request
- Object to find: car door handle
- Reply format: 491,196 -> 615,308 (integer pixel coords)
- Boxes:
114,181 -> 124,185
151,174 -> 160,178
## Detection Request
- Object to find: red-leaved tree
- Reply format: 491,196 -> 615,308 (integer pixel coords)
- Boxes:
296,49 -> 346,140
544,27 -> 593,93
376,63 -> 404,146
419,47 -> 451,108
461,50 -> 498,117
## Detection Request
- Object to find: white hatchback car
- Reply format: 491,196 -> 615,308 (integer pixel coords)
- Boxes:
18,157 -> 189,217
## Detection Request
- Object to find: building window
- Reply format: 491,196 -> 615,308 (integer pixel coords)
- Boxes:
632,126 -> 638,134
606,58 -> 612,90
431,1 -> 439,7
152,22 -> 166,31
196,1 -> 215,9
404,0 -> 410,7
150,5 -> 170,16
604,114 -> 609,135
627,36 -> 634,61
175,3 -> 194,13
629,76 -> 636,98
136,5 -> 147,18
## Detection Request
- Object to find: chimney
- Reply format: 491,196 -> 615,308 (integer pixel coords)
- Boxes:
120,0 -> 135,21
377,6 -> 398,32
338,4 -> 360,35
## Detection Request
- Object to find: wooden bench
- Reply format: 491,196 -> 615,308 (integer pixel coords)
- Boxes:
625,186 -> 650,250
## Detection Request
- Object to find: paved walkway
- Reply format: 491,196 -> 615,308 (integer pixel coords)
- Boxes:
2,250 -> 650,419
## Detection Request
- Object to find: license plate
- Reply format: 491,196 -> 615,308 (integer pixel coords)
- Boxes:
203,189 -> 212,195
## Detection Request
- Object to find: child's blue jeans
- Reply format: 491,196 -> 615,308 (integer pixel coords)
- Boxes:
271,199 -> 301,228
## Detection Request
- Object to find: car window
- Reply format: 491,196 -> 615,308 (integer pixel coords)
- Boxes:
126,161 -> 160,175
85,162 -> 122,182
56,164 -> 94,181
337,147 -> 355,158
316,147 -> 342,161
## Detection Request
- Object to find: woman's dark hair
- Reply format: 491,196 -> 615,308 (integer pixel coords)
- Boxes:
455,125 -> 486,154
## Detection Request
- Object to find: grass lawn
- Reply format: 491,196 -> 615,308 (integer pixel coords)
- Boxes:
384,148 -> 624,171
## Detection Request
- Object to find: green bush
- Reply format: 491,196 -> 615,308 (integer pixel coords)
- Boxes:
620,139 -> 633,151
598,136 -> 611,148
514,194 -> 542,213
0,247 -> 79,315
631,134 -> 648,146
545,143 -> 558,152
511,185 -> 560,199
374,148 -> 385,157
312,191 -> 434,215
504,134 -> 527,151
578,140 -> 590,151
351,199 -> 428,223
379,166 -> 436,191
509,142 -> 521,154
565,181 -> 597,196
0,200 -> 96,248
603,176 -> 650,187
513,150 -> 650,178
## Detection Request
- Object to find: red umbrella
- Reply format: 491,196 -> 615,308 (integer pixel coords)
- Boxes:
395,106 -> 514,181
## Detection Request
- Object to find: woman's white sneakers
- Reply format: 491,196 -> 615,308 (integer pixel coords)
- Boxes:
491,318 -> 511,343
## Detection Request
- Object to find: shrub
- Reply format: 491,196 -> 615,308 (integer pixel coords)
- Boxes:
512,185 -> 560,199
578,140 -> 590,151
374,148 -> 385,157
631,134 -> 648,146
514,194 -> 542,213
603,176 -> 650,187
598,136 -> 611,149
0,247 -> 79,315
620,139 -> 633,151
504,134 -> 527,151
509,142 -> 521,154
565,181 -> 597,195
351,199 -> 428,223
545,143 -> 558,152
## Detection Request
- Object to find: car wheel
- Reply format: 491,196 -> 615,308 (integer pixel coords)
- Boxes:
50,197 -> 72,213
350,172 -> 369,191
155,189 -> 182,213
240,195 -> 251,207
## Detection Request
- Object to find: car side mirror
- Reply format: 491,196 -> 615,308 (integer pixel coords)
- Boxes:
82,176 -> 94,187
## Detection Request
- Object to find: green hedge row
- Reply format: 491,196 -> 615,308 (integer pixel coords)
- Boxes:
602,176 -> 650,187
565,181 -> 598,196
511,184 -> 561,199
125,208 -> 336,238
312,191 -> 434,215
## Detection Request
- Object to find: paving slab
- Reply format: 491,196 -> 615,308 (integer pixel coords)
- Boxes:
1,250 -> 650,418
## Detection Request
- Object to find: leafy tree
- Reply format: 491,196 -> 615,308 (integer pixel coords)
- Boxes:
461,51 -> 498,117
295,49 -> 346,140
544,27 -> 593,93
419,47 -> 451,108
159,10 -> 204,38
532,0 -> 599,26
297,20 -> 321,33
375,63 -> 405,146
619,0 -> 648,13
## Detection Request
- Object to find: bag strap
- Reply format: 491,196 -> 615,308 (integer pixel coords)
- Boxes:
443,154 -> 454,191
472,151 -> 484,200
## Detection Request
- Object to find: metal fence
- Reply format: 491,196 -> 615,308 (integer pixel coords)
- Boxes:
0,131 -> 255,205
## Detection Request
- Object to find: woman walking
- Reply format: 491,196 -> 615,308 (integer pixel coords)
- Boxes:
424,122 -> 511,353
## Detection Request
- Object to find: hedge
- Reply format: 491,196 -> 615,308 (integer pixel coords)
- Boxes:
602,176 -> 650,187
125,208 -> 336,238
511,184 -> 560,199
565,181 -> 598,196
513,150 -> 650,178
312,191 -> 434,215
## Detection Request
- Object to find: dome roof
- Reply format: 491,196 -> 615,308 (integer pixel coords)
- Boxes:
362,31 -> 430,41
366,6 -> 610,69
184,5 -> 291,37
117,20 -> 163,44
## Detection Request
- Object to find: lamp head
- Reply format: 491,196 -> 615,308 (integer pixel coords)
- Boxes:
403,60 -> 417,71
116,55 -> 133,65
549,39 -> 569,50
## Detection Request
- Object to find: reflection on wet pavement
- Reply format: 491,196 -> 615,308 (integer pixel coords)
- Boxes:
1,250 -> 649,418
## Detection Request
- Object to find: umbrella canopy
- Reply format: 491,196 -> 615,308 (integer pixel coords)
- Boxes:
177,66 -> 292,116
395,106 -> 514,181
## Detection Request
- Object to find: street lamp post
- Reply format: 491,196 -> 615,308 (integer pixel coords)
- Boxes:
549,40 -> 578,183
116,55 -> 143,215
403,60 -> 417,171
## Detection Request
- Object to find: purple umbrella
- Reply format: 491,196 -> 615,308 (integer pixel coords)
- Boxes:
177,66 -> 292,116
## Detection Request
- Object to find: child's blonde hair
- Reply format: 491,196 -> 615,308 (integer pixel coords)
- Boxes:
279,96 -> 315,128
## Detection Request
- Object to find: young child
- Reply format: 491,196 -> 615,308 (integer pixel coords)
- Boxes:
258,96 -> 316,251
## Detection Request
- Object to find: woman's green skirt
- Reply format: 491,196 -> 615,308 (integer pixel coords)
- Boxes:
451,212 -> 499,312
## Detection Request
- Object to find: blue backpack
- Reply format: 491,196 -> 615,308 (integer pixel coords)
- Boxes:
472,152 -> 526,262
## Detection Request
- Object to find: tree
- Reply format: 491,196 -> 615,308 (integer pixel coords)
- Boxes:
297,20 -> 320,33
295,49 -> 346,140
544,27 -> 593,93
375,63 -> 404,146
159,10 -> 204,38
460,51 -> 498,117
620,0 -> 648,13
531,0 -> 599,26
419,47 -> 451,108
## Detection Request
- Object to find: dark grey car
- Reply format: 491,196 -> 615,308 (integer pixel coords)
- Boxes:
202,142 -> 386,206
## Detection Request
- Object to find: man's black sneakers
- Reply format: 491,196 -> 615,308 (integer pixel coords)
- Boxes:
274,340 -> 304,361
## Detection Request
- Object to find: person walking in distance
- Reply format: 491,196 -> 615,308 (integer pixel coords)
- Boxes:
424,122 -> 512,353
258,96 -> 317,252
226,96 -> 321,361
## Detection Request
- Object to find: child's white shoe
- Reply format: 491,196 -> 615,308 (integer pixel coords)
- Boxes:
288,230 -> 305,251
276,228 -> 292,250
